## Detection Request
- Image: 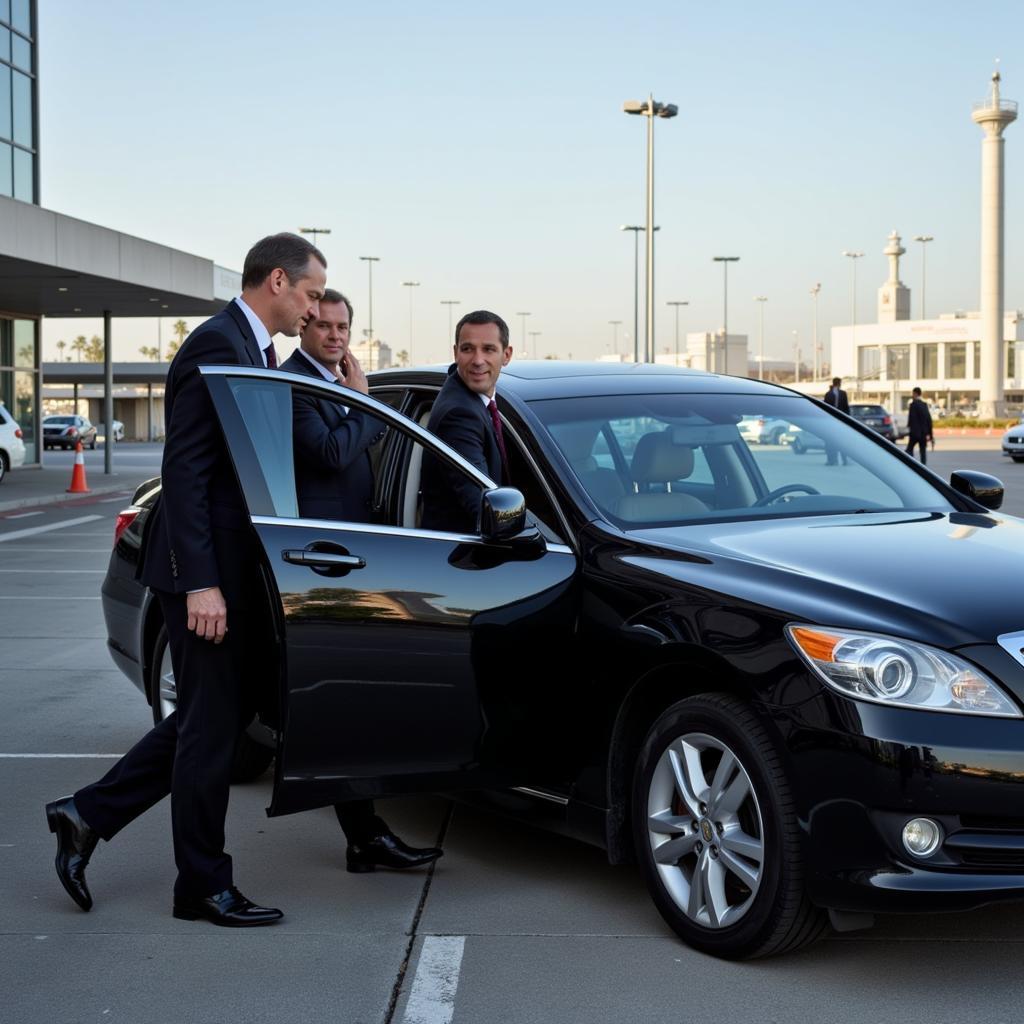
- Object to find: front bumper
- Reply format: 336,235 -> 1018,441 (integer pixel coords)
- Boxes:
1001,434 -> 1024,457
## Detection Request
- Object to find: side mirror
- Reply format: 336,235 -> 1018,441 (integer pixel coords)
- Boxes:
480,487 -> 534,543
950,470 -> 1004,510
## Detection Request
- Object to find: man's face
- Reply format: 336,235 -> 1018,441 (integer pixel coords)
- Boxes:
453,322 -> 511,397
274,257 -> 327,337
301,300 -> 350,370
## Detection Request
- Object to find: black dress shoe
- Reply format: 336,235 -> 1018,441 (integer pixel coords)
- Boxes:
346,831 -> 443,873
46,796 -> 99,912
173,887 -> 283,927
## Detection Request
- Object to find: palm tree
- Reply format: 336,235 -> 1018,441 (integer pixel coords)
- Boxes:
139,345 -> 159,361
71,336 -> 87,362
166,320 -> 189,361
56,340 -> 67,362
396,350 -> 410,367
85,336 -> 104,362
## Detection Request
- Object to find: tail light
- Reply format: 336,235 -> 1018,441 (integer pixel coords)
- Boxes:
113,508 -> 141,547
14,428 -> 22,439
882,416 -> 892,425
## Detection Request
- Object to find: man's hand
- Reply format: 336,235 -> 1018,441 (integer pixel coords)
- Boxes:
340,351 -> 369,395
186,587 -> 228,643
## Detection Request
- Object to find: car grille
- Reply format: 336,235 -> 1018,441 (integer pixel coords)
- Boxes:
1008,435 -> 1024,444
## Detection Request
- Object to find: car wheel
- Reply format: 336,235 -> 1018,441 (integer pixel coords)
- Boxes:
89,437 -> 97,450
791,438 -> 805,454
633,694 -> 827,959
148,623 -> 275,783
1013,457 -> 1024,463
0,452 -> 7,483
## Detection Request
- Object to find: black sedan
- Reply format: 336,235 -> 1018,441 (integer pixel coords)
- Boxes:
101,361 -> 1024,959
849,403 -> 898,441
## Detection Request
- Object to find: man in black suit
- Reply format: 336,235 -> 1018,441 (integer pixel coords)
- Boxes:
45,233 -> 326,927
280,289 -> 443,872
421,310 -> 512,532
823,376 -> 850,465
906,386 -> 934,464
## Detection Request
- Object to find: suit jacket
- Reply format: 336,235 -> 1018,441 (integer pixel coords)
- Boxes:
824,387 -> 850,414
140,300 -> 261,605
907,398 -> 934,440
420,368 -> 504,533
279,350 -> 384,523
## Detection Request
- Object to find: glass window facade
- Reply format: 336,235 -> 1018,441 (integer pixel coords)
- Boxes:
886,344 -> 910,379
0,0 -> 34,203
918,343 -> 939,378
0,317 -> 38,462
947,343 -> 967,379
858,346 -> 881,380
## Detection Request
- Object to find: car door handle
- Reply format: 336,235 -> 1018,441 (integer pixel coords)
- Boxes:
281,549 -> 366,570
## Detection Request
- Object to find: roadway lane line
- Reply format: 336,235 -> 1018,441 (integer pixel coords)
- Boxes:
401,936 -> 465,1024
0,596 -> 102,600
0,569 -> 106,573
6,511 -> 44,520
0,514 -> 103,542
0,754 -> 123,758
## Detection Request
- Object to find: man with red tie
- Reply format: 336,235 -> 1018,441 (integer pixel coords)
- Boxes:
421,310 -> 513,533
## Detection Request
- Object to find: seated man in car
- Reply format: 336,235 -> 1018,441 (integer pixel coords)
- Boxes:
421,309 -> 513,533
281,288 -> 442,873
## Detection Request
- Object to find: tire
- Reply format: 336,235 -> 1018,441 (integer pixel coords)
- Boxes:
791,438 -> 805,455
632,694 -> 828,959
89,437 -> 97,450
148,623 -> 275,783
0,451 -> 7,483
1013,456 -> 1024,463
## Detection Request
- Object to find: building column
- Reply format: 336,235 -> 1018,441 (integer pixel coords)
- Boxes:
103,309 -> 113,474
147,382 -> 154,442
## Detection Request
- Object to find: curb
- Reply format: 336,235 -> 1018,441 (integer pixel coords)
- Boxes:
0,480 -> 137,515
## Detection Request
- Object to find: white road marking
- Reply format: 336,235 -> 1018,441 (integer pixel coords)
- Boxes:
5,511 -> 44,520
98,498 -> 126,503
0,569 -> 106,573
0,596 -> 102,600
0,754 -> 123,758
402,936 -> 466,1024
0,515 -> 103,542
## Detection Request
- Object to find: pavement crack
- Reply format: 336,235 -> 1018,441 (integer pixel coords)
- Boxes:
381,800 -> 454,1024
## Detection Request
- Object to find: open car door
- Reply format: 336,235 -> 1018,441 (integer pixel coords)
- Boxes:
200,366 -> 577,816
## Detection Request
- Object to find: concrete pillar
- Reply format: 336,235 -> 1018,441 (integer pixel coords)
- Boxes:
103,310 -> 113,474
972,71 -> 1017,418
147,382 -> 154,442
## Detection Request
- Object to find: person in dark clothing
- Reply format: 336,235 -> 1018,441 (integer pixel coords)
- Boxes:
906,387 -> 934,464
823,377 -> 850,465
280,289 -> 442,873
421,310 -> 512,533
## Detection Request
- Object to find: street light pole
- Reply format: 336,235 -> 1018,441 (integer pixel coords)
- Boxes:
666,301 -> 688,363
621,225 -> 659,362
608,320 -> 622,355
529,331 -> 541,359
623,95 -> 677,363
712,257 -> 740,373
402,281 -> 420,365
299,226 -> 331,249
913,235 -> 934,319
516,312 -> 531,355
842,251 -> 864,375
440,300 -> 461,344
754,296 -> 767,380
810,283 -> 821,382
793,329 -> 800,384
359,256 -> 380,369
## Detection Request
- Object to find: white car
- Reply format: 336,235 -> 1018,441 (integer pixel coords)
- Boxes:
0,403 -> 27,483
1001,417 -> 1024,462
738,414 -> 791,445
99,420 -> 125,442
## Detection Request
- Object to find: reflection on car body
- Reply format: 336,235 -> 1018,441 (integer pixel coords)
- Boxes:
102,362 -> 1024,959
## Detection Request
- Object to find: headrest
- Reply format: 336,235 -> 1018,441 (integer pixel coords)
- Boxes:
554,423 -> 602,462
631,431 -> 694,484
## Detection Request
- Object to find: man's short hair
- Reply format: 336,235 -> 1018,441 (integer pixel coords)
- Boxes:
912,387 -> 922,396
321,287 -> 354,324
242,232 -> 326,290
832,377 -> 842,386
454,309 -> 510,349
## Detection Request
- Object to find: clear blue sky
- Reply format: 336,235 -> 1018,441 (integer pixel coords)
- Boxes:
38,0 -> 1024,367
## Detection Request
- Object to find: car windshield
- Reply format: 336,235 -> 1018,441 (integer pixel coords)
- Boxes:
850,405 -> 886,416
531,392 -> 955,528
44,416 -> 77,424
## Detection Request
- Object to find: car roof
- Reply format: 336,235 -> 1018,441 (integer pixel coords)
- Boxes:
369,361 -> 802,402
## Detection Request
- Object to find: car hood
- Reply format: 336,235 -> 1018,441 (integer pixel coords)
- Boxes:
626,510 -> 1024,649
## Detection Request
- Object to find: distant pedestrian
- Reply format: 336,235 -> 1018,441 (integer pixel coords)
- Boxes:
823,377 -> 850,465
906,387 -> 934,464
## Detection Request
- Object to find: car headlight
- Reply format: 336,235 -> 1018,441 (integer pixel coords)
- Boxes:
786,624 -> 1022,717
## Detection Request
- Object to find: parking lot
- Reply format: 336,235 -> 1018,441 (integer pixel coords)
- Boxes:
4,443 -> 1024,1024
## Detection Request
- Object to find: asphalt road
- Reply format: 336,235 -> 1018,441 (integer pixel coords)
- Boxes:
4,444 -> 1024,1023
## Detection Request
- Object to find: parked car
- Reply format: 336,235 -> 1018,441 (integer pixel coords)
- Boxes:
98,419 -> 125,442
43,414 -> 97,450
1001,421 -> 1024,461
0,402 -> 27,483
848,403 -> 897,441
103,361 -> 1024,960
786,425 -> 825,454
737,414 -> 791,445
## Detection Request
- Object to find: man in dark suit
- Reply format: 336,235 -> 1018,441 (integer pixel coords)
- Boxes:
823,376 -> 850,465
421,310 -> 512,533
45,233 -> 326,927
906,386 -> 934,464
280,289 -> 443,872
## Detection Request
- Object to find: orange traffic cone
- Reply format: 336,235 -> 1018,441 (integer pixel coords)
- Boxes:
66,441 -> 90,493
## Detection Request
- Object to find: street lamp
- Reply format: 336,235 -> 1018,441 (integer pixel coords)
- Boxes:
913,235 -> 934,319
402,281 -> 420,365
713,257 -> 740,373
623,94 -> 677,363
299,226 -> 331,248
516,312 -> 531,355
529,331 -> 542,359
359,256 -> 380,369
608,320 -> 622,355
440,300 -> 461,343
793,330 -> 801,384
666,301 -> 688,362
754,296 -> 768,380
810,283 -> 821,381
621,225 -> 659,362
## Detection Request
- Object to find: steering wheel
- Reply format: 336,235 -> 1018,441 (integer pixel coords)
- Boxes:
752,484 -> 821,507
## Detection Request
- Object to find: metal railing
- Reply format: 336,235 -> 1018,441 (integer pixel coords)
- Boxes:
972,98 -> 1018,115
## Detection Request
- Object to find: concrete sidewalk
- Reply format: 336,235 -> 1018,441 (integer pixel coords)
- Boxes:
0,466 -> 151,515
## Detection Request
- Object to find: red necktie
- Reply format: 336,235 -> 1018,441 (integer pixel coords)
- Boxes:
487,398 -> 510,484
265,343 -> 278,369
